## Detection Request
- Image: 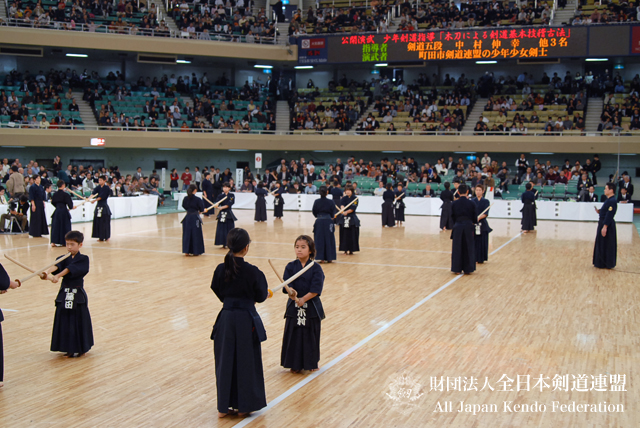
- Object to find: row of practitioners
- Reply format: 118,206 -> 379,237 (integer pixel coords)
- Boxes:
1,231 -> 94,389
1,177 -> 113,243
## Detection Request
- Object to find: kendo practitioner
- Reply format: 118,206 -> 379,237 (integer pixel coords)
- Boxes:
181,184 -> 205,256
312,186 -> 337,263
50,180 -> 75,247
90,176 -> 112,241
0,263 -> 21,387
337,185 -> 360,255
272,181 -> 285,219
41,230 -> 94,358
254,182 -> 268,222
381,183 -> 396,227
28,174 -> 49,238
211,228 -> 268,417
329,181 -> 343,206
202,172 -> 214,216
520,182 -> 537,233
450,184 -> 477,275
281,235 -> 325,373
593,182 -> 617,269
393,183 -> 406,226
440,182 -> 454,231
214,182 -> 237,249
472,184 -> 492,264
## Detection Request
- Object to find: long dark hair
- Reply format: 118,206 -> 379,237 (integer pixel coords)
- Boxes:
319,185 -> 327,197
187,184 -> 197,197
224,228 -> 251,282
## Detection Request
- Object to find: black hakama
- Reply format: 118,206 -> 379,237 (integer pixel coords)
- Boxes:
273,190 -> 284,218
50,190 -> 73,246
450,197 -> 477,274
312,197 -> 337,262
214,192 -> 237,246
473,197 -> 493,263
28,184 -> 49,237
440,189 -> 454,230
50,253 -> 94,355
181,196 -> 205,255
91,185 -> 112,240
381,190 -> 395,227
520,190 -> 537,231
337,195 -> 360,253
211,258 -> 268,414
0,264 -> 11,382
394,190 -> 405,221
593,196 -> 617,269
254,188 -> 267,222
281,259 -> 325,371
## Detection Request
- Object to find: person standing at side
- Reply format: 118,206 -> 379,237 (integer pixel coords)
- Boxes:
214,182 -> 237,249
41,230 -> 94,358
450,184 -> 477,275
312,186 -> 337,263
28,175 -> 49,238
169,168 -> 179,193
472,185 -> 492,264
0,263 -> 21,387
393,183 -> 406,226
181,184 -> 205,256
254,182 -> 268,222
272,181 -> 285,219
381,183 -> 395,227
211,228 -> 268,417
520,182 -> 537,234
50,180 -> 76,247
281,235 -> 325,373
593,182 -> 617,269
90,176 -> 112,241
337,185 -> 360,255
440,182 -> 454,231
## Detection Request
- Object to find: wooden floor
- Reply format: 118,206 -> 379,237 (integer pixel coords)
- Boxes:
0,210 -> 638,428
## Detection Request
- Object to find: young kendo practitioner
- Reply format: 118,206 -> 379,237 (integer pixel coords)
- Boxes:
214,182 -> 237,249
472,184 -> 492,264
211,228 -> 269,418
254,182 -> 268,222
450,184 -> 478,275
41,230 -> 94,358
90,176 -> 112,241
50,180 -> 76,247
336,185 -> 360,255
593,182 -> 618,270
202,171 -> 214,217
182,184 -> 205,256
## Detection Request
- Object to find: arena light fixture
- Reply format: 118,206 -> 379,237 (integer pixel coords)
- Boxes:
475,61 -> 497,64
374,63 -> 388,67
158,148 -> 179,151
176,60 -> 191,64
454,151 -> 476,154
254,65 -> 273,69
382,150 -> 403,153
229,149 -> 249,152
295,66 -> 314,69
313,150 -> 333,152
66,53 -> 88,58
585,58 -> 608,62
531,152 -> 554,155
2,145 -> 26,148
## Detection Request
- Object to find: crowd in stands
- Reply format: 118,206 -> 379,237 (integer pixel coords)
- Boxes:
289,2 -> 394,35
569,2 -> 640,25
5,0 -> 165,35
168,0 -> 277,42
1,69 -> 85,128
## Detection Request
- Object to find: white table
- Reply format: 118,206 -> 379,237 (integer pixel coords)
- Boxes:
0,195 -> 158,226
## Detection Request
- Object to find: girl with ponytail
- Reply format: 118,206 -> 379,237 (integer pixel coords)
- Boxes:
211,228 -> 269,418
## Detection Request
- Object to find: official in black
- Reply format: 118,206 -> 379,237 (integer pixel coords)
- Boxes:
593,182 -> 617,269
450,184 -> 477,274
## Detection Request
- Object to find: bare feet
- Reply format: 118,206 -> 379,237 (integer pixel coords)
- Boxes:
0,381 -> 4,388
51,243 -> 56,247
310,368 -> 319,372
453,272 -> 461,275
238,412 -> 251,417
290,369 -> 301,374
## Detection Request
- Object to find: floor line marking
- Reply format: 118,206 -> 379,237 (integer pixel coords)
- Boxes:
0,308 -> 18,312
231,274 -> 464,427
490,232 -> 522,256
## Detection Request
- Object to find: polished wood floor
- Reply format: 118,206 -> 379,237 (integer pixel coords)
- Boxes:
0,210 -> 638,428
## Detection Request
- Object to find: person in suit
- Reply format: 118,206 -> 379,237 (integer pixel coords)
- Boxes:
618,187 -> 632,203
577,172 -> 593,200
422,184 -> 435,197
581,186 -> 598,202
593,182 -> 617,269
450,184 -> 477,275
618,174 -> 633,200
